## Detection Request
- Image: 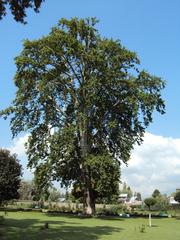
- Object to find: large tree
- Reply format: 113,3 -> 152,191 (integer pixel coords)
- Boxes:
0,149 -> 22,205
0,0 -> 44,23
1,18 -> 165,214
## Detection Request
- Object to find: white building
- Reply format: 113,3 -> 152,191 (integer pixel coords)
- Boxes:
169,196 -> 179,205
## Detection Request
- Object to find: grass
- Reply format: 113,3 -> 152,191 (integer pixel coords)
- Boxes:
0,211 -> 180,240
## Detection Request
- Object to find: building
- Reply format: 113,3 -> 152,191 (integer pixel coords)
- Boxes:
169,196 -> 179,205
119,193 -> 128,203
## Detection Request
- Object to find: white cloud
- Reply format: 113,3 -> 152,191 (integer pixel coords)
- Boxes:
9,134 -> 29,157
122,132 -> 180,197
8,134 -> 33,180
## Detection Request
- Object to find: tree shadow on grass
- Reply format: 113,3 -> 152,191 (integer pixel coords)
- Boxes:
96,216 -> 125,221
150,224 -> 159,227
46,212 -> 89,219
46,213 -> 125,221
1,218 -> 123,240
5,217 -> 79,228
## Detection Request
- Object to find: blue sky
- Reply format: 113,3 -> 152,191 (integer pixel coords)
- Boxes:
0,0 -> 180,195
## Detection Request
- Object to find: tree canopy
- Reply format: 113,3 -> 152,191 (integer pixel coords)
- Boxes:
152,189 -> 161,198
135,192 -> 142,201
1,17 -> 165,214
0,149 -> 22,205
0,0 -> 44,23
144,197 -> 157,210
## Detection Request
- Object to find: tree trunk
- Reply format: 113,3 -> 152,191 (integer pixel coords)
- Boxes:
84,187 -> 95,215
79,113 -> 95,215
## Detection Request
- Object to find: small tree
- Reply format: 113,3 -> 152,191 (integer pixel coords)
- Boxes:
154,194 -> 169,211
0,149 -> 22,206
121,182 -> 133,199
48,188 -> 61,202
152,189 -> 161,198
135,192 -> 142,201
174,191 -> 180,204
18,180 -> 35,200
144,197 -> 156,211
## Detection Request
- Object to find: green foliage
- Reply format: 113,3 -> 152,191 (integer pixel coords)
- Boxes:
18,180 -> 35,200
71,186 -> 83,203
0,149 -> 22,206
154,195 -> 169,211
48,188 -> 61,202
31,171 -> 52,202
108,205 -> 124,215
1,17 -> 165,213
72,154 -> 120,204
152,189 -> 161,198
85,155 -> 120,199
0,0 -> 44,23
19,179 -> 61,203
135,192 -> 142,201
174,191 -> 180,204
121,182 -> 133,199
150,190 -> 169,211
65,191 -> 70,202
144,197 -> 157,210
47,203 -> 81,213
96,205 -> 124,216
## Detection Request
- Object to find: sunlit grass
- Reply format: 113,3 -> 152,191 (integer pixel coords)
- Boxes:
0,211 -> 180,240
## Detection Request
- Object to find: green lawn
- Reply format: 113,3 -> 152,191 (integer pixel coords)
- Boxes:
0,211 -> 180,240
